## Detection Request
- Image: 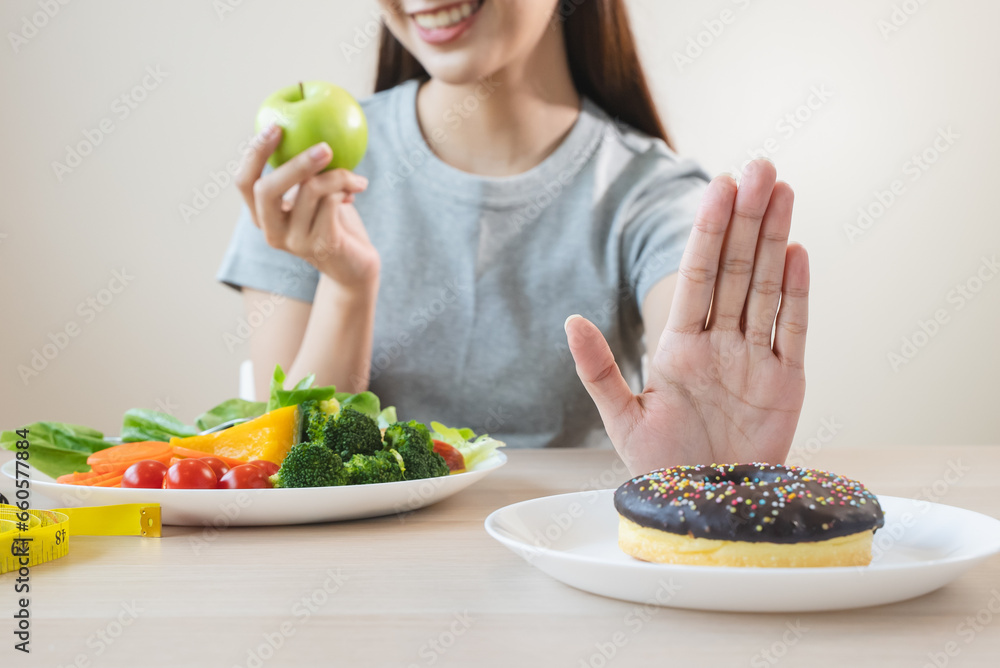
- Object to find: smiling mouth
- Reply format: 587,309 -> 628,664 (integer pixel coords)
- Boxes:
410,0 -> 483,31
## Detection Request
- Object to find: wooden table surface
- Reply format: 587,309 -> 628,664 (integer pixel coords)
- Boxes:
4,446 -> 999,668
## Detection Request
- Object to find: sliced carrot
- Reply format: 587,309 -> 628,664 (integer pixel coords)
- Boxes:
92,475 -> 124,487
58,469 -> 126,486
170,445 -> 247,468
57,470 -> 104,484
87,441 -> 172,473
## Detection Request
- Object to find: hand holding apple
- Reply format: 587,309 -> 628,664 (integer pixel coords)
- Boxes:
255,81 -> 368,171
236,83 -> 379,292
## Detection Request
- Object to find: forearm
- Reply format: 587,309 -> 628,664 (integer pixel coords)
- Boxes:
286,274 -> 378,393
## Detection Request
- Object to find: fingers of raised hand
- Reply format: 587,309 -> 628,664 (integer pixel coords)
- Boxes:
706,159 -> 777,331
666,173 -> 738,334
565,315 -> 636,434
744,182 -> 795,347
773,243 -> 810,369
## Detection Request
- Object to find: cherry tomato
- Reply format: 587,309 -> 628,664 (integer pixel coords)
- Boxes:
218,464 -> 273,489
198,456 -> 230,479
246,460 -> 280,477
121,460 -> 168,489
164,459 -> 218,489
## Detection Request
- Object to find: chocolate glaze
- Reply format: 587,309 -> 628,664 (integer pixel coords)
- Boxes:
614,463 -> 884,543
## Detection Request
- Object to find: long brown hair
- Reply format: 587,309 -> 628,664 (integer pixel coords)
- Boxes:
374,0 -> 672,148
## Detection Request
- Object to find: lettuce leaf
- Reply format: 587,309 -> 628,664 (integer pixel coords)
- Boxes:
335,391 -> 381,420
430,422 -> 476,447
0,422 -> 112,479
195,398 -> 267,431
376,406 -> 397,430
121,409 -> 198,442
430,421 -> 505,469
457,434 -> 506,469
266,365 -> 338,412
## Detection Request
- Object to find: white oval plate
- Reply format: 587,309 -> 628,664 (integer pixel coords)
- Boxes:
2,451 -> 505,526
485,490 -> 1000,612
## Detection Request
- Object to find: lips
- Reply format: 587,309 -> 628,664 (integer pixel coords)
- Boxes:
409,0 -> 483,45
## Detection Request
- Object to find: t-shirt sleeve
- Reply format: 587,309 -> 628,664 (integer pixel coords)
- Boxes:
620,158 -> 710,314
215,203 -> 320,303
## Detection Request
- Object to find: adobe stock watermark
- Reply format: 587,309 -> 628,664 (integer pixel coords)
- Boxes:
866,459 -> 970,568
188,492 -> 256,555
844,126 -> 958,243
235,569 -> 350,668
179,132 -> 260,224
386,75 -> 502,190
213,0 -> 250,21
524,459 -> 631,566
339,6 -> 390,62
152,396 -> 180,417
17,268 -> 135,385
578,579 -> 682,668
877,0 -> 932,40
727,83 -> 835,174
486,122 -> 597,253
222,261 -> 320,353
223,291 -> 288,353
407,611 -> 474,668
785,416 -> 842,467
552,246 -> 682,367
672,0 -> 756,73
921,589 -> 1000,668
8,0 -> 73,54
887,254 -> 997,372
750,621 -> 809,667
51,65 -> 169,182
54,600 -> 143,668
366,276 -> 471,384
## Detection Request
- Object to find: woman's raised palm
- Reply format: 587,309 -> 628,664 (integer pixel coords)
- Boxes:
567,160 -> 809,474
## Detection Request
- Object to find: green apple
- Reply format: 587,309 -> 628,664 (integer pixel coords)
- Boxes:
255,81 -> 368,171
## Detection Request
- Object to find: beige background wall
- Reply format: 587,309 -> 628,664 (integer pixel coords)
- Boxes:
1,0 -> 997,450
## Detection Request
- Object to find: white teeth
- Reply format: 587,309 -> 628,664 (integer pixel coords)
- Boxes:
413,2 -> 476,29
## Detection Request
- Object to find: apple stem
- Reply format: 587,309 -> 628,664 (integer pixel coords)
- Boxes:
298,82 -> 304,100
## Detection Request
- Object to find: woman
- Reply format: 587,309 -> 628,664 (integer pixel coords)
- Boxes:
218,0 -> 809,474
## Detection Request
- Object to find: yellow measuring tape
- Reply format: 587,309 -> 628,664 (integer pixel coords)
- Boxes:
0,503 -> 160,575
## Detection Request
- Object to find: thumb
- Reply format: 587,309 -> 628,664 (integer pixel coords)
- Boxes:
565,315 -> 636,433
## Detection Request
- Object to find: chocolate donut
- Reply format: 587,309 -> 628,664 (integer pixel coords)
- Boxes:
614,463 -> 885,567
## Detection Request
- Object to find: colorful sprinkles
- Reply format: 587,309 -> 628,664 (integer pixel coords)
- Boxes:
614,463 -> 885,543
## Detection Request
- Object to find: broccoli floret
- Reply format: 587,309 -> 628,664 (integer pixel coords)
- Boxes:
324,407 -> 383,460
342,450 -> 405,485
297,400 -> 332,444
270,441 -> 345,488
383,420 -> 450,481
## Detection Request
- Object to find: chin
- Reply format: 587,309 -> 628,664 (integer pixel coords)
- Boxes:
415,51 -> 501,86
383,0 -> 551,86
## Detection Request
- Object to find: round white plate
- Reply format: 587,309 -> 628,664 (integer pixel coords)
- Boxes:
3,451 -> 505,526
485,489 -> 1000,612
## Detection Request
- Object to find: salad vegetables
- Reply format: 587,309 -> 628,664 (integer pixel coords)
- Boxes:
1,365 -> 504,489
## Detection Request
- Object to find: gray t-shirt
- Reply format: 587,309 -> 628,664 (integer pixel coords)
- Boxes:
217,79 -> 709,449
